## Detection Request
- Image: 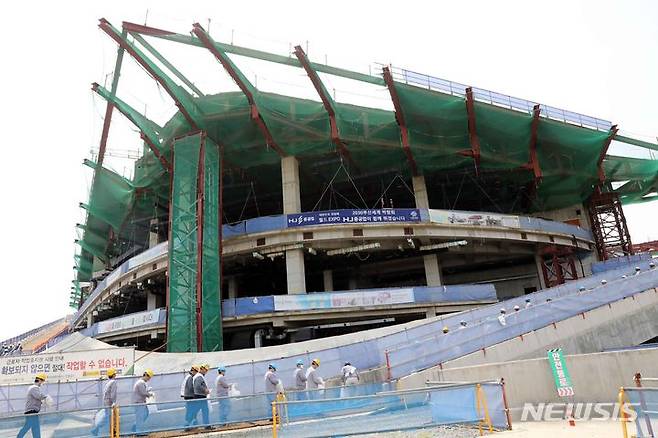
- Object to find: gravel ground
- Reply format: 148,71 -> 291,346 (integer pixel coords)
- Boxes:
355,424 -> 485,438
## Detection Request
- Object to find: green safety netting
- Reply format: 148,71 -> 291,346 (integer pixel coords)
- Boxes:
201,138 -> 222,351
78,30 -> 658,313
166,132 -> 223,352
168,133 -> 201,352
535,120 -> 610,209
393,83 -> 472,173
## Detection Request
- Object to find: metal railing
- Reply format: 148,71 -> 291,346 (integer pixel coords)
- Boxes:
385,64 -> 613,132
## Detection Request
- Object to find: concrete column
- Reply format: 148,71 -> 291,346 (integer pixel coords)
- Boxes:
412,175 -> 430,210
149,219 -> 159,248
423,254 -> 443,286
281,156 -> 306,294
323,270 -> 334,292
281,156 -> 302,214
86,313 -> 94,328
414,176 -> 443,287
228,277 -> 238,299
147,290 -> 157,311
425,307 -> 437,319
286,249 -> 306,294
535,253 -> 547,290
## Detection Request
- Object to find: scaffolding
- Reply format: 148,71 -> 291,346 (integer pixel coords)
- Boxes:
587,191 -> 634,261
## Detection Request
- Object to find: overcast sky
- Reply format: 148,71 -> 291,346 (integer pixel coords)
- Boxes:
0,1 -> 656,340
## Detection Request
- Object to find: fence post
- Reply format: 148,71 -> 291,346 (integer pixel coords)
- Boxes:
271,400 -> 278,438
56,380 -> 61,411
500,378 -> 512,430
618,387 -> 630,438
634,372 -> 655,437
384,350 -> 392,381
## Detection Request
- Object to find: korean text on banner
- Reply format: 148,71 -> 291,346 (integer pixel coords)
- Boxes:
97,309 -> 162,335
0,348 -> 135,385
429,209 -> 520,228
273,288 -> 415,311
547,348 -> 574,397
287,209 -> 421,228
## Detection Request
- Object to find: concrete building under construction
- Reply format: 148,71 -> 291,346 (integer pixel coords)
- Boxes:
70,19 -> 658,353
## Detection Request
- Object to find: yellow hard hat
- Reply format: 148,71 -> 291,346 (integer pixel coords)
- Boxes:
190,365 -> 199,372
35,373 -> 47,381
144,369 -> 154,378
107,368 -> 117,378
200,363 -> 210,370
442,326 -> 449,333
312,358 -> 320,366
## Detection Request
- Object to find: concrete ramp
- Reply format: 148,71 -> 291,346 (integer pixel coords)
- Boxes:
398,286 -> 658,393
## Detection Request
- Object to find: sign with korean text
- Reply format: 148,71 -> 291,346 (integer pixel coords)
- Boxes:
287,209 -> 421,228
274,288 -> 415,311
0,348 -> 135,385
97,308 -> 163,335
547,348 -> 574,397
429,209 -> 520,228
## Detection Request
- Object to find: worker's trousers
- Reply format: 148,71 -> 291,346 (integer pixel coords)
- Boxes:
17,410 -> 41,438
190,397 -> 209,426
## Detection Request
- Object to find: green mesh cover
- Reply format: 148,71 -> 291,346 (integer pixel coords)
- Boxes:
78,44 -> 658,307
167,133 -> 201,353
201,137 -> 222,351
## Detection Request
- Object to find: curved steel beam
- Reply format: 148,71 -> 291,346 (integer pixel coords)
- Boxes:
191,23 -> 286,157
293,45 -> 357,170
99,18 -> 202,130
92,82 -> 172,173
382,66 -> 418,176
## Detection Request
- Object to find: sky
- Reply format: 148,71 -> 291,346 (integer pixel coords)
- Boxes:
0,0 -> 656,340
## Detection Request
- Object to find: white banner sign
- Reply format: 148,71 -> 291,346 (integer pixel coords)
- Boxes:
429,209 -> 520,228
274,288 -> 415,311
97,309 -> 163,335
0,348 -> 134,385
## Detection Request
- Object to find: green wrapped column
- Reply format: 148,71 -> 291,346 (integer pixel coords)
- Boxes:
167,132 -> 222,352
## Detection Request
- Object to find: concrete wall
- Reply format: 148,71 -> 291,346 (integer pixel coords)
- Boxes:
404,347 -> 658,419
397,287 -> 658,393
445,262 -> 541,300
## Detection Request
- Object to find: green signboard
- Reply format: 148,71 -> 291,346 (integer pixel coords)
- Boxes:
547,348 -> 574,397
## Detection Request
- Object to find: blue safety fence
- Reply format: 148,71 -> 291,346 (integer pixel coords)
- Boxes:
275,382 -> 508,437
387,268 -> 658,378
592,253 -> 653,274
625,387 -> 658,438
5,265 -> 654,418
0,406 -> 111,437
0,382 -> 394,436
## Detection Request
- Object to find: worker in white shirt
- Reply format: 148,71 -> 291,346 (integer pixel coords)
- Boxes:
131,369 -> 154,434
215,365 -> 231,426
497,308 -> 507,326
306,359 -> 324,399
341,362 -> 359,386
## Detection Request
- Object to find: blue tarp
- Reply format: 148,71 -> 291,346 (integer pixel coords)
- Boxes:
592,254 -> 652,273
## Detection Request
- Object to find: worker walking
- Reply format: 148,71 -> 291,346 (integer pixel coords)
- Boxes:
131,369 -> 154,434
341,362 -> 359,397
293,360 -> 307,399
17,373 -> 48,438
191,364 -> 211,430
341,362 -> 359,387
264,363 -> 282,406
215,364 -> 231,426
182,365 -> 199,429
306,359 -> 324,399
92,368 -> 118,436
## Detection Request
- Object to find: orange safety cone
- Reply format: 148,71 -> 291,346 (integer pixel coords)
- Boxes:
567,407 -> 576,427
